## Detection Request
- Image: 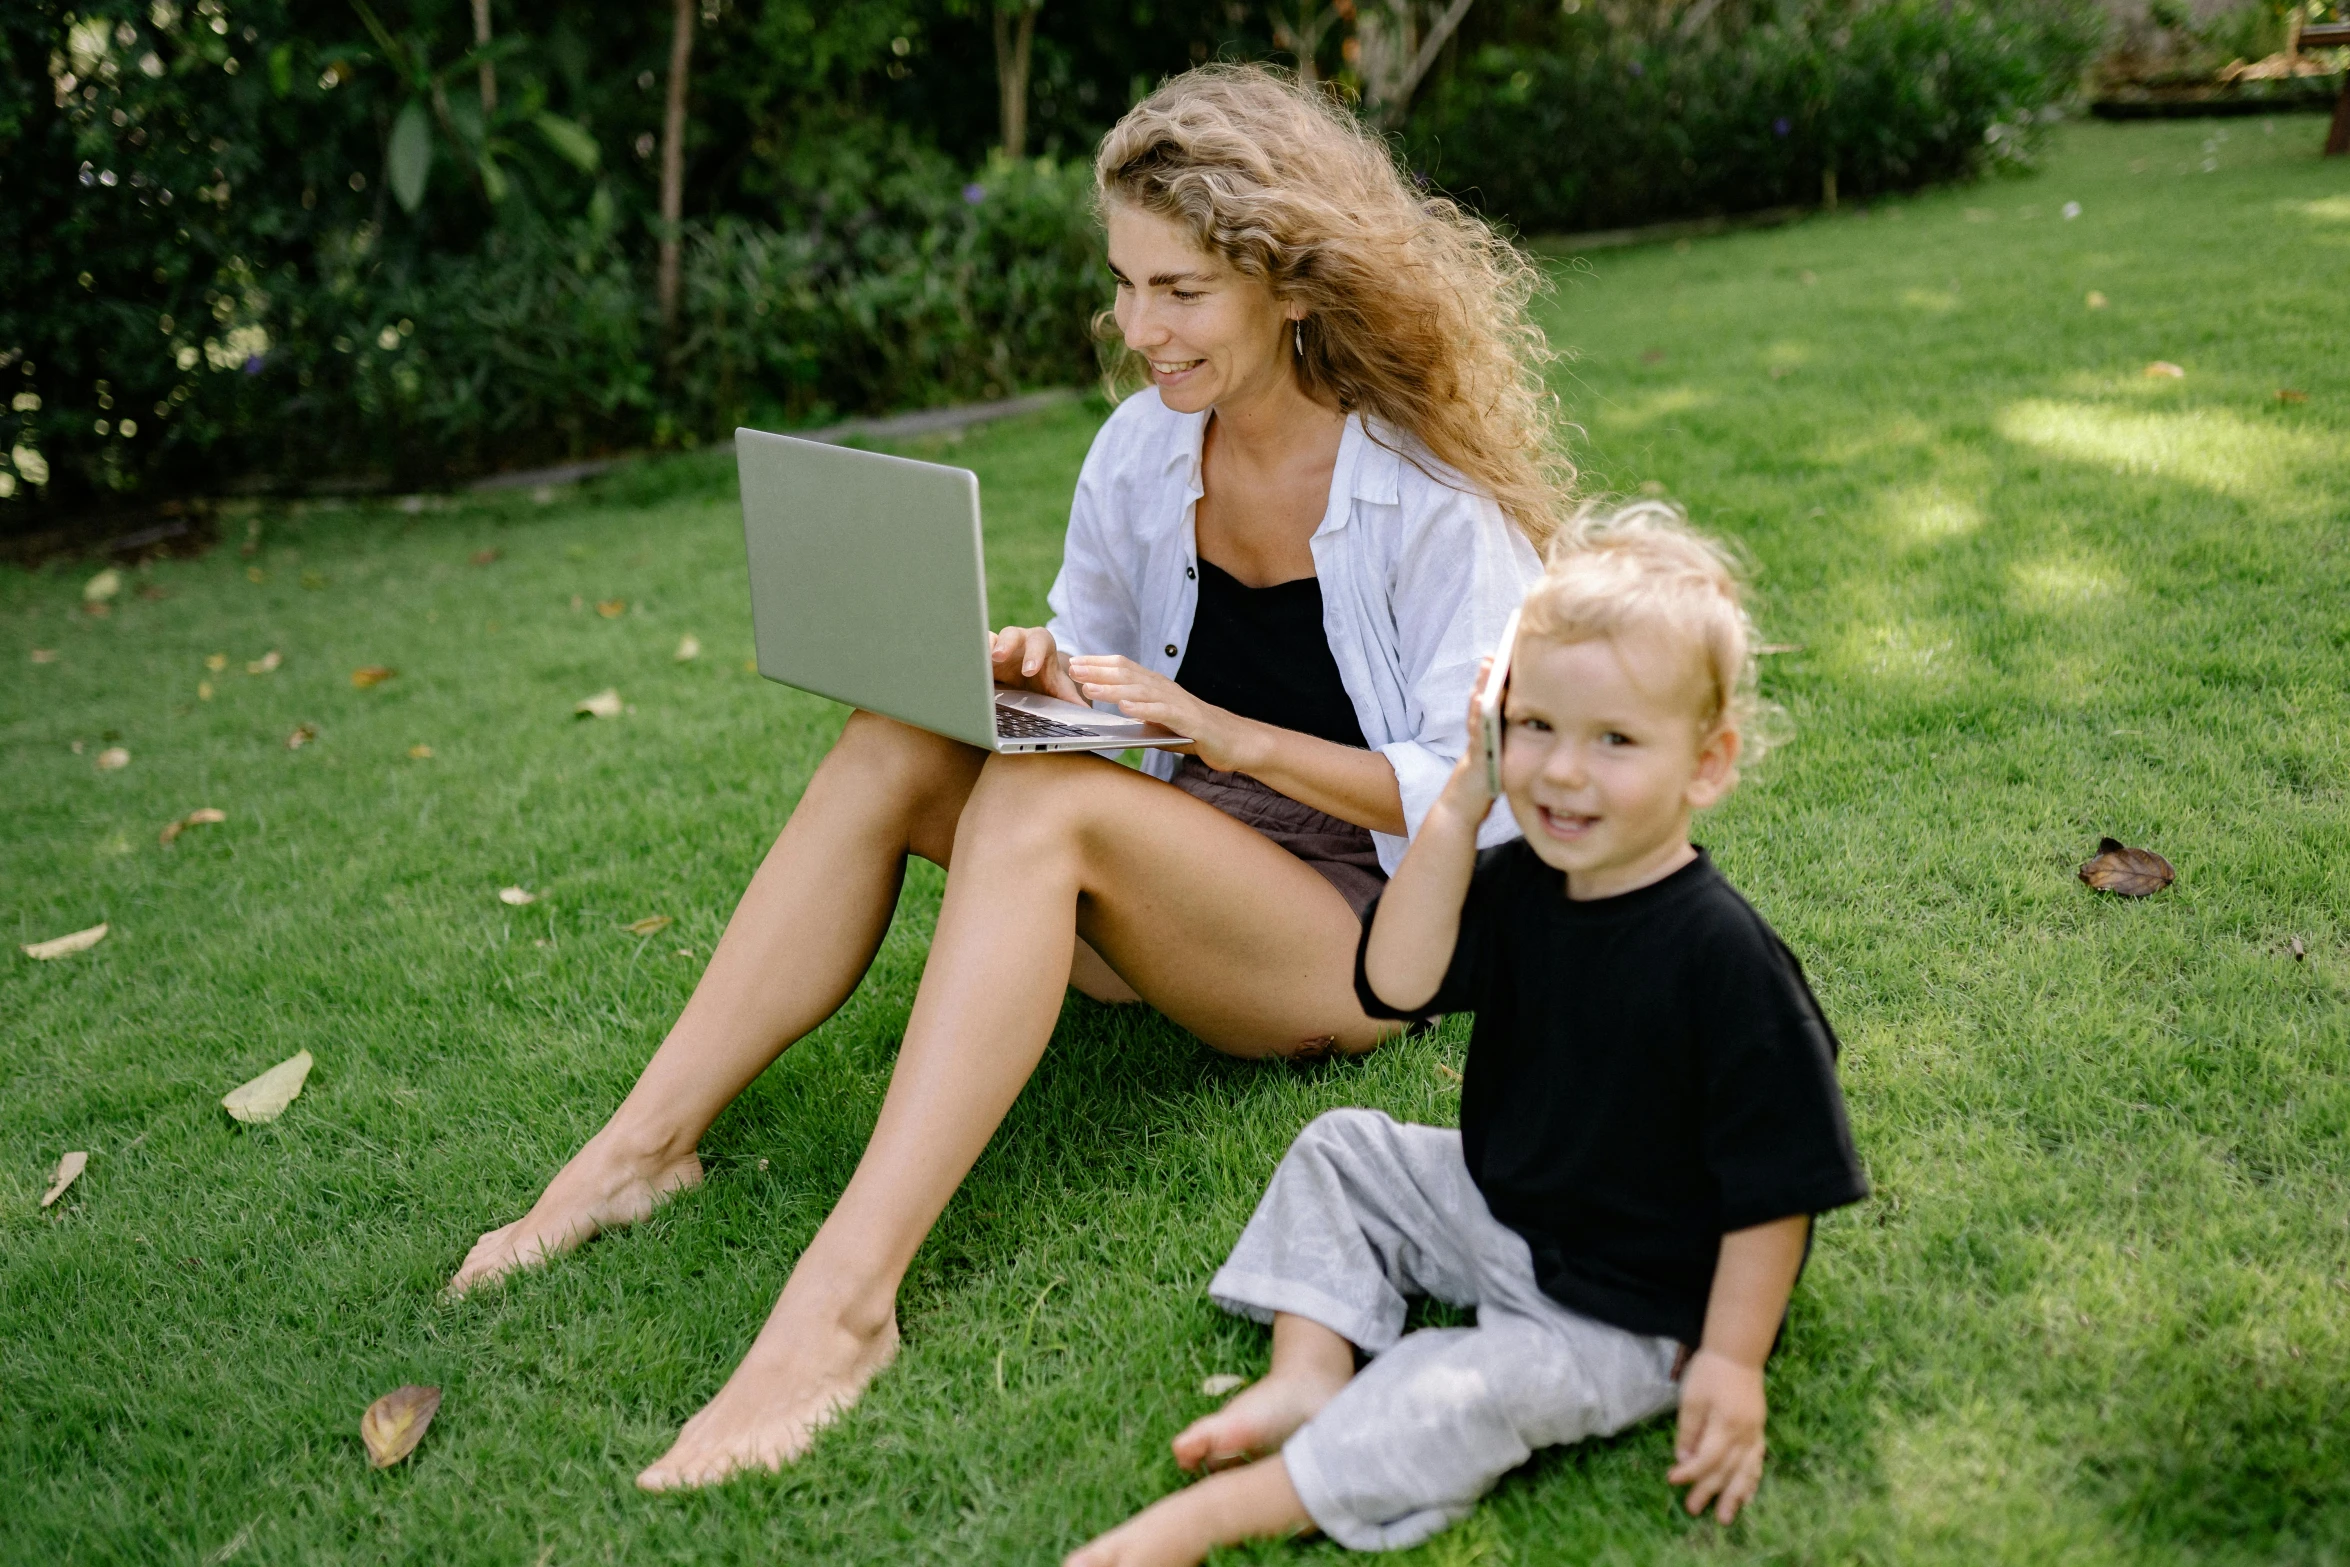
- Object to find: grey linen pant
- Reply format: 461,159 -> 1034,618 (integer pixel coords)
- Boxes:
1207,1108 -> 1684,1552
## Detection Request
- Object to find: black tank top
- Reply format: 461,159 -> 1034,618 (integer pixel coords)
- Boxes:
1175,558 -> 1369,749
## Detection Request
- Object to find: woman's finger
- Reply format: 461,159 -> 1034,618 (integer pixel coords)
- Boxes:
1021,627 -> 1055,678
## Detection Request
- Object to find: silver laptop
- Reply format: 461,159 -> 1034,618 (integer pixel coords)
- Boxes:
736,428 -> 1190,755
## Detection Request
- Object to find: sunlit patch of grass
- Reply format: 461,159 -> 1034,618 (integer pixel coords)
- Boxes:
1996,400 -> 2346,502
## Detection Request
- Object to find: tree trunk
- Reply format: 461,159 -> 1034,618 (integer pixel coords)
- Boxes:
1372,0 -> 1477,128
656,0 -> 695,352
472,0 -> 496,115
1269,2 -> 1337,88
992,2 -> 1040,158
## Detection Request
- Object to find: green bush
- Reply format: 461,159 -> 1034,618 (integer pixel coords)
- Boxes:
1403,0 -> 2107,235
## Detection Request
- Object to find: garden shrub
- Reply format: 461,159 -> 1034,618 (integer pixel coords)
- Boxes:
1403,0 -> 2107,235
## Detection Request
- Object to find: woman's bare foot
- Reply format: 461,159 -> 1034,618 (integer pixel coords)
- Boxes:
1169,1355 -> 1353,1472
1066,1457 -> 1313,1567
635,1308 -> 901,1490
445,1131 -> 705,1297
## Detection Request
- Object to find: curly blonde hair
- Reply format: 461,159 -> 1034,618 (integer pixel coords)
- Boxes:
1093,64 -> 1571,549
1519,500 -> 1779,767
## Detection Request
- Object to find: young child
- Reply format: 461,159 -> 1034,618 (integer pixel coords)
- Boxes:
1068,504 -> 1867,1565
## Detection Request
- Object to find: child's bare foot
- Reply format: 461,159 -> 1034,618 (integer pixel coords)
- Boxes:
1067,1457 -> 1312,1567
445,1130 -> 704,1297
635,1308 -> 900,1490
1169,1358 -> 1352,1473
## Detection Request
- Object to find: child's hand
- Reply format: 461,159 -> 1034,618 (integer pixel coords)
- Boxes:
1666,1348 -> 1767,1524
1435,656 -> 1498,826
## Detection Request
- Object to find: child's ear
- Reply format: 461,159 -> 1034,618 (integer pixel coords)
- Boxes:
1685,722 -> 1741,810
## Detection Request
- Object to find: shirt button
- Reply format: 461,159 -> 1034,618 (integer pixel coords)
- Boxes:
1185,565 -> 1196,579
1164,644 -> 1179,657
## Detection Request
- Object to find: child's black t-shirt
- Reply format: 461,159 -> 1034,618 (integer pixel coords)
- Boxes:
1353,843 -> 1867,1347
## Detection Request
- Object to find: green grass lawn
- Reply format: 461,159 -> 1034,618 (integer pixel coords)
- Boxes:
5,116 -> 2348,1565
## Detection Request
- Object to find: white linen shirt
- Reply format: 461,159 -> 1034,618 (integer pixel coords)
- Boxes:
1045,389 -> 1542,874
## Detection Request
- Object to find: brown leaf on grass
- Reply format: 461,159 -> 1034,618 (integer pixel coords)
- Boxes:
85,601 -> 113,618
286,722 -> 319,750
2143,361 -> 2185,380
222,1049 -> 314,1124
96,746 -> 130,772
596,598 -> 626,619
360,1385 -> 442,1468
23,923 -> 108,960
247,650 -> 281,675
1639,348 -> 1666,365
497,886 -> 537,906
205,652 -> 229,671
351,666 -> 396,689
41,1150 -> 89,1208
470,548 -> 502,566
2085,290 -> 2108,309
2277,389 -> 2308,404
1199,1373 -> 1247,1397
2291,936 -> 2306,961
674,633 -> 701,662
407,744 -> 435,760
159,807 -> 227,846
2078,837 -> 2174,897
625,915 -> 673,936
31,648 -> 59,663
574,688 -> 622,719
83,568 -> 122,603
198,681 -> 214,701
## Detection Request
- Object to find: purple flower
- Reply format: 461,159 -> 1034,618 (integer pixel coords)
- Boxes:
243,355 -> 266,374
1628,59 -> 1645,76
1774,117 -> 1791,136
962,183 -> 986,206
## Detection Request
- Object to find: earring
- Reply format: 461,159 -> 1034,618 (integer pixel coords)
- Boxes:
1294,320 -> 1304,357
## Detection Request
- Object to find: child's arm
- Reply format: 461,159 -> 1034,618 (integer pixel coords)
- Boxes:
1666,1213 -> 1810,1524
1361,720 -> 1495,1013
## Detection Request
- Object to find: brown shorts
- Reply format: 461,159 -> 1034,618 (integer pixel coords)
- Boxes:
1169,756 -> 1387,920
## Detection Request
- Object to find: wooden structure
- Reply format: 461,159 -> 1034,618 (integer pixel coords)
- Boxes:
2291,13 -> 2350,155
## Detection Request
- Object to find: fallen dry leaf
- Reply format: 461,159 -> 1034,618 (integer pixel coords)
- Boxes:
286,722 -> 319,750
160,807 -> 225,845
408,743 -> 435,760
1435,1061 -> 1463,1083
625,915 -> 673,936
674,633 -> 701,662
2078,837 -> 2174,898
205,652 -> 228,671
2291,936 -> 2306,961
596,598 -> 626,619
222,1049 -> 314,1124
23,923 -> 108,960
470,548 -> 501,566
1200,1374 -> 1248,1397
2277,389 -> 2307,404
2143,361 -> 2185,380
85,600 -> 113,618
498,887 -> 537,906
350,666 -> 396,689
361,1385 -> 442,1468
83,568 -> 122,603
247,650 -> 281,674
2085,290 -> 2108,309
574,688 -> 622,719
41,1150 -> 89,1208
31,647 -> 59,663
95,746 -> 131,772
198,681 -> 214,701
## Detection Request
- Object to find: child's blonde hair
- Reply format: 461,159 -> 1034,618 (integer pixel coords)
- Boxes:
1518,500 -> 1777,765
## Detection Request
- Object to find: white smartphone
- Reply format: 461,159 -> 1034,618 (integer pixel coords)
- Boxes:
1477,608 -> 1521,797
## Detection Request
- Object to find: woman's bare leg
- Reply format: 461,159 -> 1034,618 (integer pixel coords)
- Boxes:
637,751 -> 1397,1488
447,712 -> 986,1295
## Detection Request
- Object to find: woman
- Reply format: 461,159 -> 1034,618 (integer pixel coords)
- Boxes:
448,63 -> 1570,1490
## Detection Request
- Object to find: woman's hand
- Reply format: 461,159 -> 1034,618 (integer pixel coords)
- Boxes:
989,627 -> 1085,705
1066,655 -> 1252,770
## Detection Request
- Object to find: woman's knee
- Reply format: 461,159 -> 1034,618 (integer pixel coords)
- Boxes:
818,712 -> 981,837
955,752 -> 1113,863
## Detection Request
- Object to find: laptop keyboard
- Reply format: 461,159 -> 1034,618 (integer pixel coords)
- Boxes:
994,705 -> 1099,741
